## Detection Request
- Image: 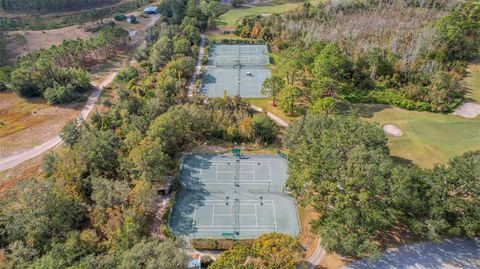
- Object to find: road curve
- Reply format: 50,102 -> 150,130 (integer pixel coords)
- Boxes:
0,70 -> 118,172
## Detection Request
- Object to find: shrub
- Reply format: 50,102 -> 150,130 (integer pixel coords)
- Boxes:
43,84 -> 84,104
0,81 -> 6,91
249,114 -> 277,144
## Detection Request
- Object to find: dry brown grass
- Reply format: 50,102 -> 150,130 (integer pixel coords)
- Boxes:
0,90 -> 83,158
296,205 -> 319,257
6,25 -> 94,61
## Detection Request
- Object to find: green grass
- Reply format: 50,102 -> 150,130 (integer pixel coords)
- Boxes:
218,2 -> 303,27
352,104 -> 480,168
245,98 -> 296,123
463,59 -> 480,103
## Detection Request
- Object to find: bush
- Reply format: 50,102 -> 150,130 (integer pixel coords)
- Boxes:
249,114 -> 277,144
190,239 -> 253,250
0,81 -> 6,91
44,84 -> 82,104
115,66 -> 138,83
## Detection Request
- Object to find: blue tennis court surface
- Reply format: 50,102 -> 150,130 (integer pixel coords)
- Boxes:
200,44 -> 272,98
169,154 -> 300,240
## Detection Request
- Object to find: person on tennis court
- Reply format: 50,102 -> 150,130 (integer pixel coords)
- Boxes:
246,71 -> 253,76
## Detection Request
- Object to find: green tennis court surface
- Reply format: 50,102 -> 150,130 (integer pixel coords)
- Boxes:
200,44 -> 272,98
169,154 -> 300,240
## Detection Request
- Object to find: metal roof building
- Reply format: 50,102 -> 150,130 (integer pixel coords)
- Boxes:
143,6 -> 158,14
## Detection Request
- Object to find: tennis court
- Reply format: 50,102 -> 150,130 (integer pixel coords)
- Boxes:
169,154 -> 300,240
200,44 -> 272,98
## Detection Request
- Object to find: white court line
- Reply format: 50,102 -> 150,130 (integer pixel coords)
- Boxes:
192,201 -> 198,230
255,204 -> 258,226
195,225 -> 275,228
272,200 -> 277,231
200,161 -> 270,164
214,213 -> 257,217
268,160 -> 272,182
204,202 -> 274,206
202,199 -> 274,203
203,181 -> 270,184
215,163 -> 218,181
211,205 -> 215,225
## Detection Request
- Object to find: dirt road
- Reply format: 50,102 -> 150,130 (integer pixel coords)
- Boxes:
0,70 -> 117,172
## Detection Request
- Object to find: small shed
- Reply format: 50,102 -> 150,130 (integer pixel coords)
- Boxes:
126,15 -> 137,24
143,6 -> 158,14
154,176 -> 172,196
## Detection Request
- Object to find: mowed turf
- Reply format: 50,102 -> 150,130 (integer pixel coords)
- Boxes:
355,104 -> 480,168
218,2 -> 303,27
463,59 -> 480,102
353,59 -> 480,168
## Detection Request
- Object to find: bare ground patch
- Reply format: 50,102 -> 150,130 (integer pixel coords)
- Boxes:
6,25 -> 94,60
0,91 -> 83,158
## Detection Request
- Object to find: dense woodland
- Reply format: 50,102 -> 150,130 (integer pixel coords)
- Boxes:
245,0 -> 480,113
0,0 -> 120,13
3,25 -> 128,104
285,114 -> 480,257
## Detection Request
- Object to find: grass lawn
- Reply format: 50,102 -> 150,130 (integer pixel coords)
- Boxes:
352,104 -> 480,168
218,3 -> 301,27
463,59 -> 480,103
245,98 -> 296,123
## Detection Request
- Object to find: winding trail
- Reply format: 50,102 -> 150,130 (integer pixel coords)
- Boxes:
188,34 -> 206,98
0,70 -> 118,172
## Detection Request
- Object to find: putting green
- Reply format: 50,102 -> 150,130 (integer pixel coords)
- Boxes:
355,104 -> 480,168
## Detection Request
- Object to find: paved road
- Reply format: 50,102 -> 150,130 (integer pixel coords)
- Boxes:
342,237 -> 480,269
307,239 -> 326,268
250,104 -> 289,127
188,34 -> 206,98
0,70 -> 118,172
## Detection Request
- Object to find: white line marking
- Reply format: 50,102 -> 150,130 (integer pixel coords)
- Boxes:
272,200 -> 277,232
214,213 -> 257,217
192,201 -> 198,231
255,204 -> 258,227
211,205 -> 215,225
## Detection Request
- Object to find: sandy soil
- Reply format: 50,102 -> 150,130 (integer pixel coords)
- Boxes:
6,25 -> 93,60
0,91 -> 83,159
383,124 -> 403,137
453,102 -> 480,118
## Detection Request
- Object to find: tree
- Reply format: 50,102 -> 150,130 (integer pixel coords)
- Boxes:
119,239 -> 189,269
173,37 -> 192,57
129,180 -> 156,217
261,75 -> 285,106
211,233 -> 305,269
149,36 -> 173,71
60,120 -> 81,147
308,97 -> 337,116
277,57 -> 303,86
284,115 -> 392,257
248,114 -> 277,144
278,86 -> 303,116
312,43 -> 351,81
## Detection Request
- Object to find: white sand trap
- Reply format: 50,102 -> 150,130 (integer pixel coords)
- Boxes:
453,102 -> 480,118
383,124 -> 403,137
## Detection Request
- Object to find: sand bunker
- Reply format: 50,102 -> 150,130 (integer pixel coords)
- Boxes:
383,124 -> 403,137
453,102 -> 480,118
